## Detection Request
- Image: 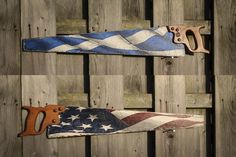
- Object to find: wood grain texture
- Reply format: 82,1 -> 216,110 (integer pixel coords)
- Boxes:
56,55 -> 84,75
21,1 -> 59,157
56,75 -> 86,157
153,0 -> 208,75
21,0 -> 57,75
88,1 -> 126,156
90,75 -> 126,157
55,0 -> 83,21
22,75 -> 58,157
214,0 -> 236,74
155,75 -> 187,157
0,0 -> 20,75
89,55 -> 123,75
0,76 -> 21,157
88,0 -> 122,32
185,109 -> 206,157
122,0 -> 145,20
215,76 -> 236,157
56,19 -> 87,34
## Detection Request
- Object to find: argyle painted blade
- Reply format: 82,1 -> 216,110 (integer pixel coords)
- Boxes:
19,105 -> 204,138
22,26 -> 209,57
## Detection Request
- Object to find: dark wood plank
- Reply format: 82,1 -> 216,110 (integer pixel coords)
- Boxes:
0,0 -> 20,75
215,76 -> 236,157
0,76 -> 21,157
214,0 -> 236,74
55,0 -> 83,21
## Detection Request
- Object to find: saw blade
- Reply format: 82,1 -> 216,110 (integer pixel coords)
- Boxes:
23,27 -> 186,57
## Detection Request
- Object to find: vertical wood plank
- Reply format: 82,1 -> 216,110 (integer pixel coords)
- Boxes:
0,0 -> 20,75
0,76 -> 22,157
0,0 -> 22,156
55,0 -> 83,21
90,76 -> 125,157
214,0 -> 236,75
88,1 -> 124,156
21,1 -> 58,157
155,75 -> 186,157
21,0 -> 57,75
122,0 -> 145,20
215,76 -> 236,157
88,0 -> 122,32
56,76 -> 86,157
22,75 -> 58,157
153,0 -> 207,75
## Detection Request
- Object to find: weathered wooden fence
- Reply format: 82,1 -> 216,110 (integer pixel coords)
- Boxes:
0,0 -> 235,157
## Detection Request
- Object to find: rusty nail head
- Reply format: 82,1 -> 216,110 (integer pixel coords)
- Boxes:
177,38 -> 181,41
176,33 -> 180,37
52,119 -> 56,123
53,109 -> 58,112
171,27 -> 174,30
176,28 -> 179,32
58,107 -> 63,111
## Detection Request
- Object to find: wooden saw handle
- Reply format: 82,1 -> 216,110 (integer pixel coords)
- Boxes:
168,26 -> 209,53
18,105 -> 65,137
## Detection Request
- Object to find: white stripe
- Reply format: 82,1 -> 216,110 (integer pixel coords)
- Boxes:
49,44 -> 77,52
121,115 -> 203,132
111,110 -> 141,120
91,35 -> 139,50
126,30 -> 157,45
153,27 -> 168,36
75,40 -> 100,50
144,49 -> 185,56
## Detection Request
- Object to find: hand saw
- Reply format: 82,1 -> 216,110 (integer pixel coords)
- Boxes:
23,26 -> 209,57
19,105 -> 204,138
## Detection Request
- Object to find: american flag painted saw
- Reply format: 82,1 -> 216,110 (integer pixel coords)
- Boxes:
19,105 -> 204,138
23,26 -> 209,56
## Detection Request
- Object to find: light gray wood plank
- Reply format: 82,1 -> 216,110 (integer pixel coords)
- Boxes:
88,0 -> 122,32
21,0 -> 57,75
56,75 -> 86,157
215,76 -> 236,157
153,0 -> 208,75
185,109 -> 207,157
186,94 -> 212,108
214,0 -> 236,74
90,75 -> 126,157
56,55 -> 84,75
155,75 -> 187,157
22,75 -> 58,157
0,76 -> 21,157
89,55 -> 123,75
22,52 -> 57,75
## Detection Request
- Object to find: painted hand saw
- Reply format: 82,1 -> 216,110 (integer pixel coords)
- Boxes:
19,105 -> 204,138
23,26 -> 209,57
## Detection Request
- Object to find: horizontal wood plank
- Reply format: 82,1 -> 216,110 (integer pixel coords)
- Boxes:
58,93 -> 212,109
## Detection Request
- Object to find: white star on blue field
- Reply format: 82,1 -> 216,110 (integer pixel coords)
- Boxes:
48,107 -> 128,135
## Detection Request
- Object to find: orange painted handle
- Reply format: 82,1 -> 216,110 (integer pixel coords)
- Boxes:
19,105 -> 65,137
168,26 -> 209,53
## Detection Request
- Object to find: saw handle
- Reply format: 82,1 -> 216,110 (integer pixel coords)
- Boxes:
18,105 -> 65,137
168,26 -> 209,53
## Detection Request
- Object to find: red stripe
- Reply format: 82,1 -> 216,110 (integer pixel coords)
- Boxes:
155,119 -> 203,130
121,112 -> 158,126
